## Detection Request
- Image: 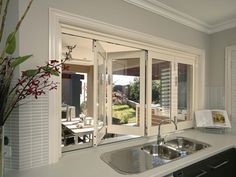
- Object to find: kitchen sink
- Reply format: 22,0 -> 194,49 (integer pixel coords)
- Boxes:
165,137 -> 210,155
100,137 -> 210,174
141,144 -> 181,160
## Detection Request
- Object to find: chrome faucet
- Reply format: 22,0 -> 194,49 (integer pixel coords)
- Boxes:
157,119 -> 177,145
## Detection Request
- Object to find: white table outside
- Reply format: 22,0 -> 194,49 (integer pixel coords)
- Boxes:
62,118 -> 94,144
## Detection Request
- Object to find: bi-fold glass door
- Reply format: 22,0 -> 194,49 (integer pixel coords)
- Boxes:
175,56 -> 195,125
61,28 -> 198,150
106,50 -> 146,136
93,42 -> 196,145
146,51 -> 175,135
93,41 -> 146,145
93,40 -> 107,146
146,51 -> 195,136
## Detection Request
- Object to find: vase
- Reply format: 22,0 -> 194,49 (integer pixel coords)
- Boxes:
0,126 -> 3,177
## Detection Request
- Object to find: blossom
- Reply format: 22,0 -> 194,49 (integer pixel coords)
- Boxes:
0,0 -> 76,125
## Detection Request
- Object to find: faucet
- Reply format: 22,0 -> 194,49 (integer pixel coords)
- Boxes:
157,119 -> 177,145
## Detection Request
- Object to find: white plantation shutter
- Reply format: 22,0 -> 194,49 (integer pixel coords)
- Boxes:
230,50 -> 236,119
170,61 -> 178,122
226,46 -> 236,120
160,66 -> 171,109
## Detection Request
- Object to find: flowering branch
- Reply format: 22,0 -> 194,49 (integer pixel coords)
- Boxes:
0,0 -> 75,126
1,45 -> 75,125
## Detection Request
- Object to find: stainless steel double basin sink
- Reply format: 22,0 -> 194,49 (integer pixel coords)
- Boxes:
101,137 -> 210,174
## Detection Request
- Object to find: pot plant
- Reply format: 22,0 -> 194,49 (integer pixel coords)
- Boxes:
0,0 -> 74,176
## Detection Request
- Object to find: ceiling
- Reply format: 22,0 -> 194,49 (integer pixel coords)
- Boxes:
62,33 -> 138,61
123,0 -> 236,34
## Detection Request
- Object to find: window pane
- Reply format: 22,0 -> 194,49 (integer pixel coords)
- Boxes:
177,63 -> 193,122
112,58 -> 140,127
151,59 -> 171,126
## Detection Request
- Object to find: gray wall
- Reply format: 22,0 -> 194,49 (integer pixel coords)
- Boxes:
18,0 -> 210,71
210,27 -> 236,86
206,27 -> 236,109
8,0 -> 211,169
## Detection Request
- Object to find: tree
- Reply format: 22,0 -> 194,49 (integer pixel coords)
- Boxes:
128,78 -> 160,104
129,77 -> 139,102
152,80 -> 160,104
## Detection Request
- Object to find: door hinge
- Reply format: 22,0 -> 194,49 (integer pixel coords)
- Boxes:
107,74 -> 112,85
92,40 -> 97,52
175,76 -> 178,86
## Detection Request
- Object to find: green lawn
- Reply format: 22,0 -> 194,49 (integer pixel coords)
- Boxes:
112,104 -> 136,124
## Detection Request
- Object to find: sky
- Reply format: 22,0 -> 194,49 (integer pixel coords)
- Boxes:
112,75 -> 136,86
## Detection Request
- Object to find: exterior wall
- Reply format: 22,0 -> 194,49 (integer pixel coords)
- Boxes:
6,0 -> 210,170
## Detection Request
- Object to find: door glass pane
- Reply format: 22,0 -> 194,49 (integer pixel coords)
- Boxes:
61,69 -> 93,149
112,58 -> 140,127
97,50 -> 106,128
177,63 -> 193,122
151,59 -> 171,126
61,34 -> 94,151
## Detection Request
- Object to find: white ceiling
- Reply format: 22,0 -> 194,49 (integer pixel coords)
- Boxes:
62,33 -> 138,61
123,0 -> 236,34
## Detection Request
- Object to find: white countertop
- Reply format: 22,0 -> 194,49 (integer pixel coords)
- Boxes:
6,125 -> 236,177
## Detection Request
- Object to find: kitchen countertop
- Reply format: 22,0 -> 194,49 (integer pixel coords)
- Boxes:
6,125 -> 236,177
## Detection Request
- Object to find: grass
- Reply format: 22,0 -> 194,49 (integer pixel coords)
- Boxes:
112,104 -> 136,123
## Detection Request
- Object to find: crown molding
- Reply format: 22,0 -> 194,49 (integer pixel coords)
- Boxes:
123,0 -> 236,34
210,18 -> 236,34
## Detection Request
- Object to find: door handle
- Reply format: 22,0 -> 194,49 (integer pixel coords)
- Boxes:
196,170 -> 207,177
209,160 -> 229,169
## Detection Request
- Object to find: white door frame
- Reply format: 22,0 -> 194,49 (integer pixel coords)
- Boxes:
49,8 -> 205,164
225,45 -> 236,121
